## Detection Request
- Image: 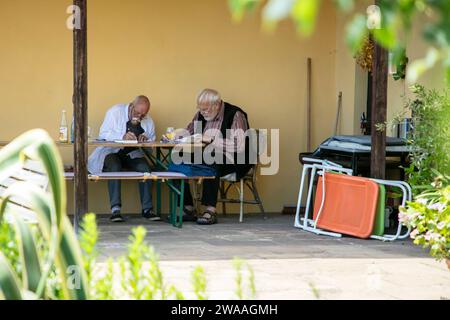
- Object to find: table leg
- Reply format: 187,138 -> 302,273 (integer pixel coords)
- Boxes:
178,180 -> 185,229
169,186 -> 174,225
156,180 -> 162,217
156,148 -> 162,216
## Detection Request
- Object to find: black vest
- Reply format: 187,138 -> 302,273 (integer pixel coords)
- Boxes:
198,102 -> 253,179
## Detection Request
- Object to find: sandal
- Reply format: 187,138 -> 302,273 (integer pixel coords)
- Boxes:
196,210 -> 218,225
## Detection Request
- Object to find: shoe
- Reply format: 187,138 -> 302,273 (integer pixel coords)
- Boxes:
110,211 -> 125,223
142,208 -> 161,221
196,210 -> 218,225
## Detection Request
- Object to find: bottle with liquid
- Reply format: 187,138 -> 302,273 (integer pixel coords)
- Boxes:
59,110 -> 68,143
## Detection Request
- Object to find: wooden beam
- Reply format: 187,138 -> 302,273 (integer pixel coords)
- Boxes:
73,0 -> 88,232
306,58 -> 312,152
370,33 -> 388,179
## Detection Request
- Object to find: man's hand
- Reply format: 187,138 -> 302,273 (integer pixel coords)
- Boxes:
138,134 -> 148,143
123,132 -> 137,141
202,135 -> 214,144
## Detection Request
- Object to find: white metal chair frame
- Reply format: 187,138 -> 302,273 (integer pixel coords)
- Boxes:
369,179 -> 411,241
218,164 -> 266,223
294,158 -> 411,241
217,129 -> 266,223
294,160 -> 353,238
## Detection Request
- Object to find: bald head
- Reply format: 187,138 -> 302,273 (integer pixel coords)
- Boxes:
133,95 -> 150,108
130,95 -> 151,121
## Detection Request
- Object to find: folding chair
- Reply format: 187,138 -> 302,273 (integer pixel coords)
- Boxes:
294,159 -> 353,237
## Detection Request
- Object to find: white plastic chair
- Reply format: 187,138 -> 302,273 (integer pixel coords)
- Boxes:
217,129 -> 266,223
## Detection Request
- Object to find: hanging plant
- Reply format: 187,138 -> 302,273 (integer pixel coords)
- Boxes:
392,49 -> 409,81
355,36 -> 374,73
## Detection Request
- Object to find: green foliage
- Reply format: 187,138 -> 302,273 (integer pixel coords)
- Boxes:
392,48 -> 409,80
228,0 -> 450,83
400,176 -> 450,261
0,129 -> 88,300
117,226 -> 169,300
0,223 -> 20,278
403,85 -> 450,192
308,282 -> 321,299
79,213 -> 115,300
79,213 -> 98,283
92,258 -> 114,300
80,217 -> 257,300
192,266 -> 208,300
233,257 -> 256,300
229,0 -> 260,22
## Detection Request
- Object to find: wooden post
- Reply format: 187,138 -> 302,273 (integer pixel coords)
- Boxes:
73,0 -> 88,232
306,58 -> 312,152
370,21 -> 388,179
334,92 -> 343,136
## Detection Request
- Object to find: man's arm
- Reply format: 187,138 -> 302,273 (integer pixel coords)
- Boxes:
141,117 -> 156,142
185,112 -> 201,136
98,108 -> 124,141
211,111 -> 248,153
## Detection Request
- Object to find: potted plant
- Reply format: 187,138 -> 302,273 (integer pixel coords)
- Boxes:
400,173 -> 450,269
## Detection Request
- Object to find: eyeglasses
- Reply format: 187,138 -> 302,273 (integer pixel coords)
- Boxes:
130,104 -> 147,120
197,104 -> 216,115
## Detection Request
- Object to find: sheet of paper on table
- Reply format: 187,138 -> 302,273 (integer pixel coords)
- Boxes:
174,133 -> 202,144
114,140 -> 138,144
93,172 -> 147,177
151,171 -> 187,177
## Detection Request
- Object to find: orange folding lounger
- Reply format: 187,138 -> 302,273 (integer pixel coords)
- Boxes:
313,172 -> 379,239
294,160 -> 354,238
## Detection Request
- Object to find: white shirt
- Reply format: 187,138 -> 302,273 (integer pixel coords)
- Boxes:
87,103 -> 156,174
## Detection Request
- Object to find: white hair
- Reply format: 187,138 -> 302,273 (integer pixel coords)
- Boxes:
197,88 -> 222,107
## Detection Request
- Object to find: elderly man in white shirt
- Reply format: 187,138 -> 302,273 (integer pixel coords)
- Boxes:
88,95 -> 158,222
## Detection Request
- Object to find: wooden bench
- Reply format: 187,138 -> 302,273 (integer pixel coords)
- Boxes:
0,160 -> 48,223
1,165 -> 213,228
64,171 -> 214,228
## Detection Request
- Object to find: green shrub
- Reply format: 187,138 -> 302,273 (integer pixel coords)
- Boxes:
0,129 -> 88,300
403,85 -> 450,193
400,173 -> 450,261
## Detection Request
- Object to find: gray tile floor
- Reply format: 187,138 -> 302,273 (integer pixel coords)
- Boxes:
93,213 -> 427,261
86,213 -> 450,299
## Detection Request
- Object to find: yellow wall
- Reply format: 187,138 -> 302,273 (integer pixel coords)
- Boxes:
0,1 -> 444,215
0,0 -> 337,214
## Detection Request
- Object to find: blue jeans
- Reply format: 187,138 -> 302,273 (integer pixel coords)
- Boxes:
103,152 -> 153,212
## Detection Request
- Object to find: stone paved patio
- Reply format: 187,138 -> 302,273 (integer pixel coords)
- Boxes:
92,213 -> 450,300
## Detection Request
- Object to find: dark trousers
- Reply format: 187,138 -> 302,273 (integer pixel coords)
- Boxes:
182,164 -> 239,208
103,152 -> 153,211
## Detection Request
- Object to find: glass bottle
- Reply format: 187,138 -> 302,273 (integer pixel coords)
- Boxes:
59,110 -> 68,143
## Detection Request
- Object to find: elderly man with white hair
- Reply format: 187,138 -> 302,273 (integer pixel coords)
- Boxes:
88,95 -> 157,223
170,89 -> 253,225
